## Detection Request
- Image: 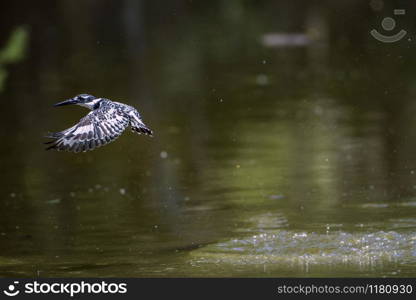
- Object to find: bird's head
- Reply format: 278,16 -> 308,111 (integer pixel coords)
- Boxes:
54,94 -> 102,110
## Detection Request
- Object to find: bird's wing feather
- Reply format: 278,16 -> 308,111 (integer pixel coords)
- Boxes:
45,107 -> 129,152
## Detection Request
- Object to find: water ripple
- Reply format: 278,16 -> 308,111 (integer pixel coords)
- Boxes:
191,230 -> 416,268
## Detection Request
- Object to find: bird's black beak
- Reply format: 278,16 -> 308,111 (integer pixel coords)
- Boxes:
53,98 -> 78,107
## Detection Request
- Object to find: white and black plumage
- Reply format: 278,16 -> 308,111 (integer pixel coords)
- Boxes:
45,94 -> 153,152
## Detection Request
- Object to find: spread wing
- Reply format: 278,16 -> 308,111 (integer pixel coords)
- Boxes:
45,108 -> 129,152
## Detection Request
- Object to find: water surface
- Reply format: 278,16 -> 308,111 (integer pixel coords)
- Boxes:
1,1 -> 416,277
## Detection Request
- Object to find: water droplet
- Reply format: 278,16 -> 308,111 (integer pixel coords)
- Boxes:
269,195 -> 285,200
256,74 -> 269,86
46,198 -> 61,205
160,151 -> 168,159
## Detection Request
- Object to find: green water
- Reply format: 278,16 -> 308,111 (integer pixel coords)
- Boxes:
1,1 -> 416,277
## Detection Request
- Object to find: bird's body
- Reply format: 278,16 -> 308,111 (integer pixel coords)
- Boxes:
45,94 -> 153,152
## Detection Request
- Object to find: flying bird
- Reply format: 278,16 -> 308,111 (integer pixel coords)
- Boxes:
45,94 -> 153,152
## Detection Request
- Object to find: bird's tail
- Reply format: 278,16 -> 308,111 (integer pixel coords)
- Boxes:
131,120 -> 153,137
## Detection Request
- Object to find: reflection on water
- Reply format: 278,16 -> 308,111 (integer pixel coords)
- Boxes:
0,26 -> 28,91
1,1 -> 416,277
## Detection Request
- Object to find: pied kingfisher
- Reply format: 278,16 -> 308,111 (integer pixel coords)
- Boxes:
45,94 -> 153,152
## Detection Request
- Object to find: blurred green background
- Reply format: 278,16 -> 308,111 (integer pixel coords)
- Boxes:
1,0 -> 416,277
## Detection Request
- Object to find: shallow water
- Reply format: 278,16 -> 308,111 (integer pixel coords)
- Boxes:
1,1 -> 416,277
